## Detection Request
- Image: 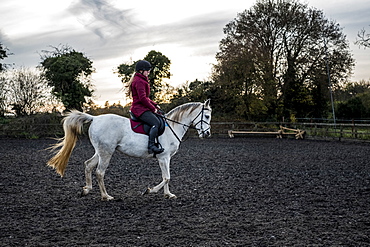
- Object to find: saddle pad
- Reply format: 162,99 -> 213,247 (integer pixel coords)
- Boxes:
130,119 -> 147,135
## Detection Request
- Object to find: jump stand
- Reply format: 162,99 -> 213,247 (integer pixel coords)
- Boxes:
228,125 -> 305,139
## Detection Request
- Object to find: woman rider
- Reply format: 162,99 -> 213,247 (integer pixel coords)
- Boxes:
127,60 -> 164,154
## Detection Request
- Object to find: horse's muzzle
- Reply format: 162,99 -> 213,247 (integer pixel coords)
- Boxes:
200,131 -> 211,138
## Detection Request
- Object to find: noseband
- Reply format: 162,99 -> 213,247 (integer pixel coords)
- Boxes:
161,104 -> 210,143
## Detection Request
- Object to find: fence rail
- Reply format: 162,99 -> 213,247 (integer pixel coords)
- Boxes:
2,120 -> 370,141
211,121 -> 370,141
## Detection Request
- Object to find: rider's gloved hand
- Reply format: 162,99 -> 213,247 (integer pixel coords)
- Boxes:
155,106 -> 165,116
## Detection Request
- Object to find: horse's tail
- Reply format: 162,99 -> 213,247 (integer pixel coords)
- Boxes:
47,110 -> 93,177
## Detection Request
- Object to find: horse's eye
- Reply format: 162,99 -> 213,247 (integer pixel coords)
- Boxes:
205,115 -> 210,119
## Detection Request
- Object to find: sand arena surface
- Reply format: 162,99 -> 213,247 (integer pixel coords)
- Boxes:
1,137 -> 369,246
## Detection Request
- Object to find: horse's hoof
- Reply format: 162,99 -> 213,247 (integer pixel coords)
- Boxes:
142,188 -> 151,195
101,195 -> 114,201
81,187 -> 90,197
164,194 -> 177,199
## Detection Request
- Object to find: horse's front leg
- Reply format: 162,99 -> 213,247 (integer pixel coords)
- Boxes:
144,156 -> 176,198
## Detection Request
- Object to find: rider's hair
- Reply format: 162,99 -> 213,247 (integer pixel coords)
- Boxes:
125,72 -> 136,98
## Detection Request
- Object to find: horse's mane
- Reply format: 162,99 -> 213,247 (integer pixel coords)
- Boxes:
166,102 -> 202,123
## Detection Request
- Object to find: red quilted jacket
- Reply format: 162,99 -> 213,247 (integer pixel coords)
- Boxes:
130,72 -> 158,117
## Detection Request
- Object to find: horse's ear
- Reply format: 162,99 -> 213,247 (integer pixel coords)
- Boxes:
204,99 -> 211,107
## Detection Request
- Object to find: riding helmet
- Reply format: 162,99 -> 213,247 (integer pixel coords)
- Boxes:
135,60 -> 152,71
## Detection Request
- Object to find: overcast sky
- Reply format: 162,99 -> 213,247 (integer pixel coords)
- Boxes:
1,0 -> 369,105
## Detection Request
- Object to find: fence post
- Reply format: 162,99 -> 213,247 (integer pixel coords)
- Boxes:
352,119 -> 355,138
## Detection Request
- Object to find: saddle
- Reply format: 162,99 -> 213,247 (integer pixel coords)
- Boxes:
129,112 -> 166,136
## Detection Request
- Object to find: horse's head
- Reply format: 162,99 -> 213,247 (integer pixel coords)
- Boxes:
192,99 -> 212,138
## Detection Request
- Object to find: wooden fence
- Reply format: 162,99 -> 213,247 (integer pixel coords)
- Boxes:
2,119 -> 370,141
211,121 -> 370,141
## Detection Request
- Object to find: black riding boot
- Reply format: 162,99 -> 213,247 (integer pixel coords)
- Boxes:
148,126 -> 164,154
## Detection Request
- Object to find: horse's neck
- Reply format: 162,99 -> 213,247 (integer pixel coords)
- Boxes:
171,122 -> 189,141
167,108 -> 197,140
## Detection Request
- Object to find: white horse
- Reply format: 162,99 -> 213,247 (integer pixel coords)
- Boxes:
47,100 -> 212,200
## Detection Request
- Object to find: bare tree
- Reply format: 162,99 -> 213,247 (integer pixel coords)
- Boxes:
355,27 -> 370,48
0,73 -> 10,116
5,67 -> 54,116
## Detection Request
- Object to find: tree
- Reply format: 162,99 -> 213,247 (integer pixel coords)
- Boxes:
335,79 -> 370,119
355,27 -> 370,48
0,42 -> 10,72
168,79 -> 213,111
337,97 -> 368,119
40,45 -> 94,111
213,0 -> 354,120
8,68 -> 54,115
117,50 -> 171,102
212,47 -> 263,120
335,80 -> 370,102
144,50 -> 171,101
0,73 -> 8,116
0,68 -> 56,116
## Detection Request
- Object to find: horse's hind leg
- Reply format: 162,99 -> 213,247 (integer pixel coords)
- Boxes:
82,153 -> 98,196
96,151 -> 114,201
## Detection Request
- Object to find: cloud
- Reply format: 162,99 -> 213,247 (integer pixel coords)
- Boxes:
66,0 -> 234,61
143,11 -> 231,57
68,0 -> 137,41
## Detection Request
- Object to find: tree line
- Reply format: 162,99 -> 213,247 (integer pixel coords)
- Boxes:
1,0 -> 369,121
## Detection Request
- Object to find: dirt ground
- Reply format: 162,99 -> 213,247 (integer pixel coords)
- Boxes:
1,136 -> 369,246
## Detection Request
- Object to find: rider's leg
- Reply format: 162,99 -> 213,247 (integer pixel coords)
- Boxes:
139,111 -> 164,154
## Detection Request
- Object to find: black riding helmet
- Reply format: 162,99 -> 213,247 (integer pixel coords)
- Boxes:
135,60 -> 152,72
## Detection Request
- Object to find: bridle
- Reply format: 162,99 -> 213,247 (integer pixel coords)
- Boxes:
192,104 -> 211,136
160,104 -> 211,143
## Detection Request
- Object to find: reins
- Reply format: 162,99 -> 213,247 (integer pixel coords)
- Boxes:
161,117 -> 183,143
